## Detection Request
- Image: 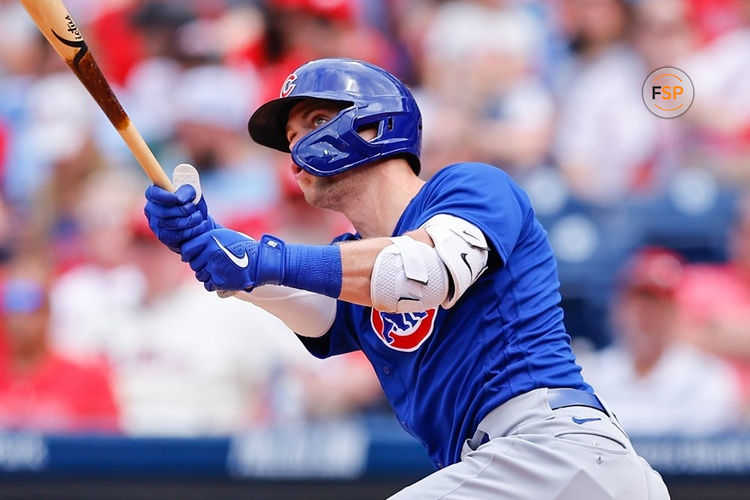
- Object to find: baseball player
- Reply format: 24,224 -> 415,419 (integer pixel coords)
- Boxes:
144,59 -> 669,499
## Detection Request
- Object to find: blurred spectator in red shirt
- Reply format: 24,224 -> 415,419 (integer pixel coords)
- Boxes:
89,0 -> 145,86
677,195 -> 750,409
579,247 -> 743,435
0,256 -> 119,432
689,0 -> 746,45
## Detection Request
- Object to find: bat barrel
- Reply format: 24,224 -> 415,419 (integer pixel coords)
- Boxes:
19,0 -> 174,191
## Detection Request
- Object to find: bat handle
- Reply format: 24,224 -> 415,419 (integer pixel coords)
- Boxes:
119,122 -> 174,192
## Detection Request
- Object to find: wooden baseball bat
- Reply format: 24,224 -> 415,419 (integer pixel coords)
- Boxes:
19,0 -> 174,191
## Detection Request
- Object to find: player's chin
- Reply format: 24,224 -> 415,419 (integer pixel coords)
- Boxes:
295,171 -> 312,192
299,181 -> 329,208
293,175 -> 313,200
299,183 -> 319,205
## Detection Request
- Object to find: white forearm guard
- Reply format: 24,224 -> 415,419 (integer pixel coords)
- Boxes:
370,236 -> 449,313
233,285 -> 336,337
422,214 -> 490,308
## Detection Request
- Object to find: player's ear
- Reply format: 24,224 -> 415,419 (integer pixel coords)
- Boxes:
356,123 -> 379,142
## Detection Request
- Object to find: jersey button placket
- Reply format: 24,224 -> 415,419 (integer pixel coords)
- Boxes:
383,365 -> 391,376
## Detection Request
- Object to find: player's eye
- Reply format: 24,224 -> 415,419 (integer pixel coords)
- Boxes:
312,115 -> 328,128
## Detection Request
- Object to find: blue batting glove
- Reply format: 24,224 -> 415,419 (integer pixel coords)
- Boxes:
181,229 -> 261,291
180,228 -> 343,296
144,184 -> 220,253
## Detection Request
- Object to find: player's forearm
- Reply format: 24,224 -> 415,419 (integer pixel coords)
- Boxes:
338,238 -> 392,306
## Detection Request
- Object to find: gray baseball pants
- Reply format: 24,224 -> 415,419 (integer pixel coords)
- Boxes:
389,388 -> 670,499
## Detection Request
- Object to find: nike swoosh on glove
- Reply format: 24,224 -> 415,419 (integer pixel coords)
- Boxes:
181,228 -> 261,292
144,184 -> 221,253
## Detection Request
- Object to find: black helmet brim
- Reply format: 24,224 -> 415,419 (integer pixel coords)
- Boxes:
247,96 -> 308,153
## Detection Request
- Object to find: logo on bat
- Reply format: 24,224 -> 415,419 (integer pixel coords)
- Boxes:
63,14 -> 82,40
51,23 -> 88,69
370,308 -> 437,352
280,73 -> 297,98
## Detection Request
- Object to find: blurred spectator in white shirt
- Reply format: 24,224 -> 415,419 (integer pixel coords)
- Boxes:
554,0 -> 658,205
49,168 -> 288,434
100,219 -> 296,435
579,247 -> 743,436
51,168 -> 382,433
122,1 -> 196,146
50,169 -> 146,362
165,64 -> 280,235
418,0 -> 553,177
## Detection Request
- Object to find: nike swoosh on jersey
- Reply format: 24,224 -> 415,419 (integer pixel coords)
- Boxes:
212,236 -> 249,268
571,417 -> 602,425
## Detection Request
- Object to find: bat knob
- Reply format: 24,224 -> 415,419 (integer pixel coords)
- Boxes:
172,163 -> 202,204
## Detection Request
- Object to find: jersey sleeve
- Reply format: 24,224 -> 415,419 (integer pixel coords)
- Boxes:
415,163 -> 531,263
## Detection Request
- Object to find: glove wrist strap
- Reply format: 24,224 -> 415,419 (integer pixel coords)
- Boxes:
256,235 -> 342,298
255,235 -> 285,286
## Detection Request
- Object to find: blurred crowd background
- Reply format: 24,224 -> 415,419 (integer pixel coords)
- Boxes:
0,0 -> 749,439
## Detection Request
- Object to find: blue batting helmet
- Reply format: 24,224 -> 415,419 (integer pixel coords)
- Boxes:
248,58 -> 422,177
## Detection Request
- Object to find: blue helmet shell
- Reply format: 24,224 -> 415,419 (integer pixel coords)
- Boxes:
248,58 -> 422,176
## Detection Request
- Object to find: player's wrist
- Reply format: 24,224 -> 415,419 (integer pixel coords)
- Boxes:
255,235 -> 342,298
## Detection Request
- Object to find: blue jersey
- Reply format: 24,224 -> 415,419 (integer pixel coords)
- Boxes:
297,162 -> 590,468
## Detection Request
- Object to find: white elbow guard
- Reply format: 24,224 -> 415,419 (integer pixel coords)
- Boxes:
370,236 -> 449,313
422,214 -> 490,308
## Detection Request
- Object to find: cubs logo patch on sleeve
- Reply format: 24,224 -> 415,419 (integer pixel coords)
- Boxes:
370,308 -> 437,352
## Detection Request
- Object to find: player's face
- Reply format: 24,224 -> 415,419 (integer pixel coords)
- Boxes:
285,99 -> 373,210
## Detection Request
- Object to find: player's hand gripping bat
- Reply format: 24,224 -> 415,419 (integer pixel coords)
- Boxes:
19,0 -> 174,192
